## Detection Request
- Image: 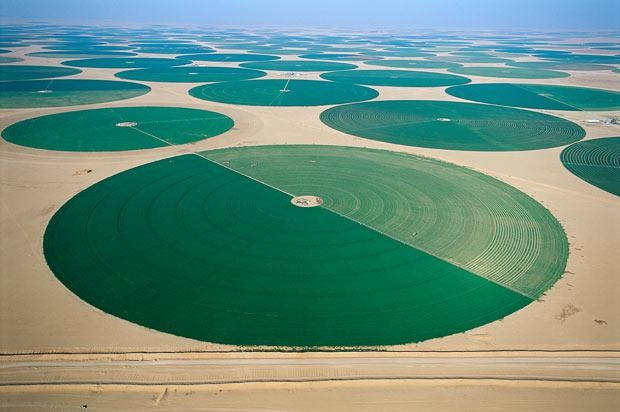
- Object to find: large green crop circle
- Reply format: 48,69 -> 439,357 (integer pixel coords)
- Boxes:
446,83 -> 620,111
189,79 -> 379,106
320,69 -> 471,87
447,66 -> 570,79
0,65 -> 81,81
240,60 -> 357,72
0,79 -> 150,108
179,53 -> 280,62
44,145 -> 567,346
62,57 -> 190,68
115,66 -> 266,83
320,100 -> 585,151
2,106 -> 233,152
561,137 -> 620,196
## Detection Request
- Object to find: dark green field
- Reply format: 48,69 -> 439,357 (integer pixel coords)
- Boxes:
320,69 -> 471,87
0,79 -> 150,108
43,146 -> 569,346
2,107 -> 233,151
446,83 -> 620,111
320,100 -> 585,151
561,137 -> 620,196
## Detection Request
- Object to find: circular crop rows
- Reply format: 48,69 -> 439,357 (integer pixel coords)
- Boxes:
44,145 -> 568,346
561,137 -> 620,196
240,60 -> 357,72
2,106 -> 233,151
0,65 -> 81,80
189,79 -> 379,106
446,83 -> 620,111
115,66 -> 266,83
320,100 -> 585,151
0,79 -> 150,108
320,69 -> 471,87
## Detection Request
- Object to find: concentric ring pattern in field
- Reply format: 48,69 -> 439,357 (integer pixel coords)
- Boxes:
115,66 -> 266,83
0,65 -> 81,80
189,79 -> 379,106
320,100 -> 585,151
447,66 -> 570,79
61,57 -> 190,69
240,60 -> 357,72
560,137 -> 620,196
1,107 -> 233,151
0,79 -> 150,108
446,83 -> 620,111
320,69 -> 471,87
44,145 -> 568,346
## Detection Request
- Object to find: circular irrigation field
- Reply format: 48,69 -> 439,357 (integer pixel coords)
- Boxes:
446,83 -> 620,111
240,60 -> 357,72
447,66 -> 570,79
179,53 -> 280,62
2,107 -> 233,151
115,66 -> 266,83
363,59 -> 462,69
0,65 -> 81,81
560,137 -> 620,196
189,79 -> 379,106
27,51 -> 138,58
320,100 -> 585,151
44,145 -> 567,346
62,57 -> 190,68
0,79 -> 150,108
320,69 -> 471,87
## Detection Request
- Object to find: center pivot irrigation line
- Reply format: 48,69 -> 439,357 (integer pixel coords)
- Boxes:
268,78 -> 293,106
124,128 -> 535,300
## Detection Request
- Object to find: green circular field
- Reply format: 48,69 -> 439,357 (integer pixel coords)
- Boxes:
0,65 -> 81,80
363,59 -> 462,69
447,66 -> 570,79
179,53 -> 280,62
115,66 -> 266,83
44,145 -> 567,346
0,57 -> 23,64
27,51 -> 138,58
433,55 -> 514,64
189,79 -> 378,106
320,100 -> 585,151
446,83 -> 620,111
299,53 -> 379,61
320,69 -> 471,87
507,61 -> 616,71
240,60 -> 357,72
0,79 -> 150,108
62,57 -> 190,68
2,107 -> 233,151
560,137 -> 620,196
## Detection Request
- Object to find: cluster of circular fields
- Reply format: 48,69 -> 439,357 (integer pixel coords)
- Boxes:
0,79 -> 150,108
43,145 -> 568,346
189,79 -> 379,106
561,137 -> 620,196
446,83 -> 620,111
2,107 -> 233,151
320,100 -> 585,151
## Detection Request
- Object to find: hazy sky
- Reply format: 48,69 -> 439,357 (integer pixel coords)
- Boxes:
1,0 -> 618,31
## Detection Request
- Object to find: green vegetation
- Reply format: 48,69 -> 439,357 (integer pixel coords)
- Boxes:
2,107 -> 233,151
115,66 -> 266,83
320,69 -> 471,87
320,100 -> 584,151
189,79 -> 378,106
447,66 -> 570,79
46,145 -> 567,346
240,60 -> 357,72
446,83 -> 620,111
0,65 -> 81,80
561,137 -> 620,196
0,79 -> 150,108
